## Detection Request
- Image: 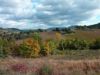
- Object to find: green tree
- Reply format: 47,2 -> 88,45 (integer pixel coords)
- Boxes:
18,43 -> 31,58
58,39 -> 89,50
0,38 -> 9,57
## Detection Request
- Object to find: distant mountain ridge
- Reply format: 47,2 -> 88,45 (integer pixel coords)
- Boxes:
87,23 -> 100,29
71,23 -> 100,30
0,28 -> 22,34
0,22 -> 100,32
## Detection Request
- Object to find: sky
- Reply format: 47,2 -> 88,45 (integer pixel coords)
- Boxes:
0,0 -> 100,29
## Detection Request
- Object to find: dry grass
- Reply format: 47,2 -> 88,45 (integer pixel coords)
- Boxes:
38,29 -> 100,41
0,58 -> 100,75
65,29 -> 100,41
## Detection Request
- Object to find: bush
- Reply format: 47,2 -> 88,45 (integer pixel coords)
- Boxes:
70,39 -> 89,50
40,39 -> 57,56
33,32 -> 41,42
0,38 -> 10,58
18,38 -> 41,58
18,43 -> 31,58
58,39 -> 89,50
90,38 -> 100,49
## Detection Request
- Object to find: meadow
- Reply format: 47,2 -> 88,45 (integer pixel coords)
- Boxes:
0,29 -> 100,75
0,57 -> 100,75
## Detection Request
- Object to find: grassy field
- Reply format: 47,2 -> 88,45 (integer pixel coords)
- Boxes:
0,50 -> 100,75
0,29 -> 100,75
65,29 -> 100,41
39,29 -> 100,41
49,50 -> 100,60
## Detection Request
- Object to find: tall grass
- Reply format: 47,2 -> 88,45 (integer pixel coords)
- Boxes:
0,58 -> 100,75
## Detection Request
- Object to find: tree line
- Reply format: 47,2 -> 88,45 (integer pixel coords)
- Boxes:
0,32 -> 100,58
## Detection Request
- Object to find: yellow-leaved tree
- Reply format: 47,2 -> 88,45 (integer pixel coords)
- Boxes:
19,32 -> 41,58
42,39 -> 57,56
25,38 -> 40,58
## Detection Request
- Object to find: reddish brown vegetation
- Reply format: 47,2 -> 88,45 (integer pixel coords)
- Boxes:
0,58 -> 100,75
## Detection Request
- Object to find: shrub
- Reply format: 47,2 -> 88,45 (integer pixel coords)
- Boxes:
0,38 -> 10,58
58,39 -> 89,50
40,39 -> 57,56
33,32 -> 41,42
9,42 -> 20,57
90,38 -> 100,49
70,39 -> 89,50
18,43 -> 31,58
31,39 -> 40,57
18,38 -> 41,58
57,39 -> 66,50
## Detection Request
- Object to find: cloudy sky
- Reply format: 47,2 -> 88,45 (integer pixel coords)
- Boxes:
0,0 -> 100,29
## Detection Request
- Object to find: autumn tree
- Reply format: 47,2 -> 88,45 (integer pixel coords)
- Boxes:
26,38 -> 40,57
40,39 -> 57,56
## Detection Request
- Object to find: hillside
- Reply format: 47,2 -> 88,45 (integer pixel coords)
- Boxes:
87,23 -> 100,29
0,24 -> 100,75
0,22 -> 100,41
64,29 -> 100,41
73,23 -> 100,30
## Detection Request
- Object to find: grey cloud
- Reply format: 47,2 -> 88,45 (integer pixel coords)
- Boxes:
35,0 -> 100,26
0,0 -> 100,29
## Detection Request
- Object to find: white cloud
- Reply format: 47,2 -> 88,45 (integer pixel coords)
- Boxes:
0,0 -> 100,29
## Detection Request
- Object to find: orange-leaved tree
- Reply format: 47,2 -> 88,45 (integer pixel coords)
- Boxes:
19,37 -> 40,58
26,38 -> 40,58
